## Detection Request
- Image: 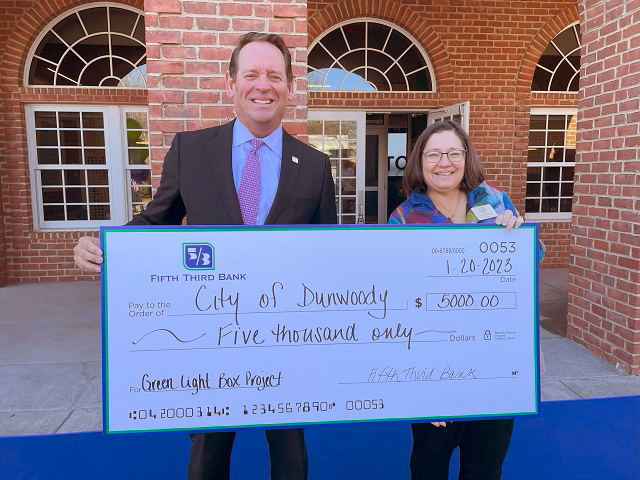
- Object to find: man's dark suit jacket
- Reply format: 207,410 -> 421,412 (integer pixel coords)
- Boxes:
128,120 -> 337,226
126,120 -> 336,480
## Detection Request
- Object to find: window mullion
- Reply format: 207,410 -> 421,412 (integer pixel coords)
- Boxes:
76,11 -> 88,36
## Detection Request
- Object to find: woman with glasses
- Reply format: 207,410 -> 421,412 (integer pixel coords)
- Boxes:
389,119 -> 523,231
389,120 -> 534,480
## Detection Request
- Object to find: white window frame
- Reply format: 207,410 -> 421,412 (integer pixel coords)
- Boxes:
525,108 -> 577,222
26,104 -> 148,231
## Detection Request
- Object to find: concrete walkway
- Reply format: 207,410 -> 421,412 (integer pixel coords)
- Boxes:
0,269 -> 638,436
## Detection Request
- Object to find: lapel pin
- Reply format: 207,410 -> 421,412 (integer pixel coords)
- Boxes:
292,156 -> 299,164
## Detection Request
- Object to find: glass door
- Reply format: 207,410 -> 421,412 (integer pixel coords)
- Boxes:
308,106 -> 468,225
365,126 -> 409,224
308,111 -> 366,224
364,114 -> 413,224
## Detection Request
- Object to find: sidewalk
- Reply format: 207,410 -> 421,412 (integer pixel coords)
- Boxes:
1,269 -> 638,436
538,269 -> 639,400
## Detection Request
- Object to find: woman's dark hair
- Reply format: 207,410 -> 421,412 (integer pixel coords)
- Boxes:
402,120 -> 485,197
228,32 -> 293,85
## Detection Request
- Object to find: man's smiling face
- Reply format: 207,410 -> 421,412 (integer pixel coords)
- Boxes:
225,41 -> 294,138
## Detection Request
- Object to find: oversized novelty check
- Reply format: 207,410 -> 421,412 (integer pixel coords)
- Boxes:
101,224 -> 540,434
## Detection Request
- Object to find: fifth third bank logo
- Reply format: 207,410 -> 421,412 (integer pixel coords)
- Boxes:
183,243 -> 215,270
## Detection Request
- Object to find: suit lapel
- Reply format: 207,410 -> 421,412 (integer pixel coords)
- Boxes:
205,120 -> 244,225
265,131 -> 300,224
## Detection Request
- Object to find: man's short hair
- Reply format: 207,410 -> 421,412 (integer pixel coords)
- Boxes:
228,32 -> 293,85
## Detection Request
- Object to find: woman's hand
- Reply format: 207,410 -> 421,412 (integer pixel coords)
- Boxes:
430,422 -> 447,427
494,210 -> 523,232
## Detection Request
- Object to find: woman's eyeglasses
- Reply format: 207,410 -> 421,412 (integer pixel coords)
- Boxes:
422,149 -> 466,163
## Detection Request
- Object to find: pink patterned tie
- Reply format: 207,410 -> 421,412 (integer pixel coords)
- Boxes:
237,138 -> 263,225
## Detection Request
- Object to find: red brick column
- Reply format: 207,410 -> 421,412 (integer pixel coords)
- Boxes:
144,0 -> 309,189
569,0 -> 640,374
0,181 -> 6,287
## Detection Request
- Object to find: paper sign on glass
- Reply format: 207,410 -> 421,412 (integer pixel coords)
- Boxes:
101,224 -> 540,434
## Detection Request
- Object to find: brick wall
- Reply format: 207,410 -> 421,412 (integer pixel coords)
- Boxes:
0,0 -> 580,284
1,0 -> 631,289
0,0 -> 32,286
0,0 -> 146,284
308,0 -> 580,268
0,0 -> 309,284
145,0 -> 309,181
568,0 -> 639,374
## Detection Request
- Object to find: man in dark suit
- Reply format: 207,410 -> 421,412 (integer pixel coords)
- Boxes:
74,32 -> 336,480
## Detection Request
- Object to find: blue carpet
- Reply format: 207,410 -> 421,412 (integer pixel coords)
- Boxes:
1,397 -> 638,480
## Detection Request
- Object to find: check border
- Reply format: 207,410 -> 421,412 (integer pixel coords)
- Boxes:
101,223 -> 541,434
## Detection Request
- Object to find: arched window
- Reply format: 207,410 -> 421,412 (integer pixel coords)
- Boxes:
26,4 -> 146,87
25,5 -> 150,230
532,24 -> 580,92
526,23 -> 580,221
308,20 -> 434,92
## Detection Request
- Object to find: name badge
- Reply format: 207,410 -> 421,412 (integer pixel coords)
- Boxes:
471,204 -> 498,220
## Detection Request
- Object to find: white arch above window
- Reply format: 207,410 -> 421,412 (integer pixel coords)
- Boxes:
25,3 -> 146,88
308,19 -> 435,92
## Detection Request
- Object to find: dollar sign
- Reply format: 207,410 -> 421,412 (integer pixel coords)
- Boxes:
415,297 -> 422,309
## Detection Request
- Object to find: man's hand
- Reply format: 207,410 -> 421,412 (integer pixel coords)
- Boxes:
73,236 -> 103,274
